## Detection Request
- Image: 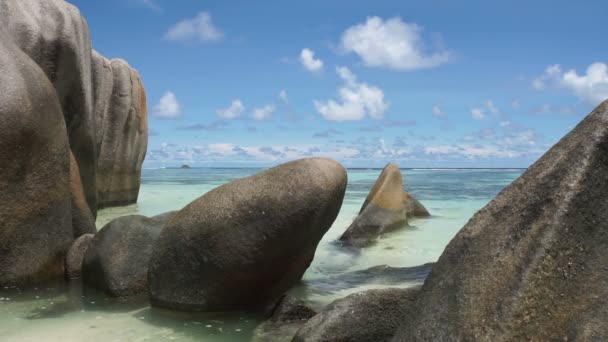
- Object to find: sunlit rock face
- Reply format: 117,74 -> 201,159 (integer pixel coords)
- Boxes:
0,0 -> 148,213
148,158 -> 347,312
393,100 -> 608,342
93,54 -> 148,209
341,162 -> 429,247
0,0 -> 98,214
0,29 -> 72,287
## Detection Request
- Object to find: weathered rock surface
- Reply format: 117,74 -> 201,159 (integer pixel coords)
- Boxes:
95,57 -> 148,209
252,295 -> 317,342
294,287 -> 420,342
65,234 -> 94,279
148,158 -> 347,311
70,152 -> 97,237
393,100 -> 608,342
403,192 -> 430,218
82,212 -> 175,297
0,0 -> 148,214
0,0 -> 98,214
0,31 -> 72,286
340,163 -> 408,246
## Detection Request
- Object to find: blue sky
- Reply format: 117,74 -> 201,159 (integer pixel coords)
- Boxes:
72,0 -> 608,168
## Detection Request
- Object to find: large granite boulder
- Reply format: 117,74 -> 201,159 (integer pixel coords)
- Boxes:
340,163 -> 407,246
0,0 -> 98,214
252,295 -> 317,342
95,57 -> 148,209
0,31 -> 72,286
0,0 -> 149,214
82,212 -> 175,297
148,158 -> 347,311
70,152 -> 97,237
293,287 -> 420,342
65,233 -> 94,279
393,100 -> 608,341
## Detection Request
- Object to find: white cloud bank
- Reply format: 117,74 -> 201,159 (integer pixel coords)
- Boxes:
299,48 -> 324,72
217,99 -> 244,119
314,66 -> 389,121
153,91 -> 181,118
165,12 -> 223,43
251,104 -> 275,121
533,63 -> 608,104
340,16 -> 450,71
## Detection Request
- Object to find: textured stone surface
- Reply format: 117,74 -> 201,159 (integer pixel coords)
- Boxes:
340,163 -> 407,246
0,0 -> 98,214
0,0 -> 148,213
82,213 -> 175,297
70,152 -> 97,237
65,234 -> 94,279
95,57 -> 148,209
0,30 -> 72,286
149,158 -> 347,311
393,100 -> 608,342
252,295 -> 317,342
403,192 -> 430,218
294,287 -> 420,342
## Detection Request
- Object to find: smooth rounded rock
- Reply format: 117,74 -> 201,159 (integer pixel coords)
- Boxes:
82,212 -> 175,297
0,30 -> 72,287
66,234 -> 94,279
148,158 -> 347,311
293,287 -> 420,342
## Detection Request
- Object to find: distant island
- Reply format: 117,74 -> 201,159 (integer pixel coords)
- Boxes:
180,164 -> 191,169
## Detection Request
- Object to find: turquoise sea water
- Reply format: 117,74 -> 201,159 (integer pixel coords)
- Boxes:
0,168 -> 523,341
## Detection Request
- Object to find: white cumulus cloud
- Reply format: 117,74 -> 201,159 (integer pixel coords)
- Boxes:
314,66 -> 389,121
251,104 -> 275,121
217,99 -> 244,119
300,48 -> 324,72
153,91 -> 182,119
432,105 -> 445,118
165,12 -> 223,43
279,89 -> 288,103
532,63 -> 608,104
471,108 -> 485,120
340,16 -> 450,71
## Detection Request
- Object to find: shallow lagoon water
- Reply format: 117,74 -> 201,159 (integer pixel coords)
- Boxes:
0,168 -> 523,341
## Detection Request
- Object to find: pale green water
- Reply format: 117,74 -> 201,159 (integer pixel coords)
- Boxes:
0,168 -> 523,341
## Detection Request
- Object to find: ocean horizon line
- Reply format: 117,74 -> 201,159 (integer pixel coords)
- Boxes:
143,166 -> 528,171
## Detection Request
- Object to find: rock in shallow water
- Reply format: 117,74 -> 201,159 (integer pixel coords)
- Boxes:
65,234 -> 94,279
0,30 -> 72,287
393,100 -> 608,341
340,163 -> 428,246
148,158 -> 347,311
82,212 -> 175,297
293,287 -> 420,342
252,295 -> 317,342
